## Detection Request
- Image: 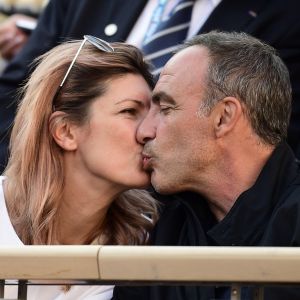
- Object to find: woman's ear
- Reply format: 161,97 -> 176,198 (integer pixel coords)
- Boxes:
213,97 -> 243,138
49,111 -> 78,151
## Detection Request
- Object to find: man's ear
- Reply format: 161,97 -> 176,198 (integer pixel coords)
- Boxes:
49,111 -> 78,151
213,97 -> 243,138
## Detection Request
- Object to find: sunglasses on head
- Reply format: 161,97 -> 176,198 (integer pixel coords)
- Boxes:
53,35 -> 114,110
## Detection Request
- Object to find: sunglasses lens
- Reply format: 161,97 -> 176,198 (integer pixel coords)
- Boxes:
84,35 -> 114,52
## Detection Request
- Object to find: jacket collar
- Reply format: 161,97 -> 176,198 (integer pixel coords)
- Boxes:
207,142 -> 300,246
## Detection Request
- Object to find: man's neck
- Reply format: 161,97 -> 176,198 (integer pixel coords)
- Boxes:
201,142 -> 275,222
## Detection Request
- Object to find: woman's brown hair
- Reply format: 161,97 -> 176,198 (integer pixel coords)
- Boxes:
4,39 -> 158,245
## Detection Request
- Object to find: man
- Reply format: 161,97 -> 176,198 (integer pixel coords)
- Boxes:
0,0 -> 300,172
114,31 -> 300,300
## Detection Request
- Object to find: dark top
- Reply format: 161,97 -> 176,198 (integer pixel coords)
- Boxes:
113,142 -> 300,300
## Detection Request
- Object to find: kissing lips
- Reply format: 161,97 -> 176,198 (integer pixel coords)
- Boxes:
142,153 -> 153,171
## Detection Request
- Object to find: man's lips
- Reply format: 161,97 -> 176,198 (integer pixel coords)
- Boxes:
142,153 -> 153,170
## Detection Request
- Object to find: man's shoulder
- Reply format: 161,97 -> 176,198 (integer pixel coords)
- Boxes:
262,172 -> 300,246
150,191 -> 211,246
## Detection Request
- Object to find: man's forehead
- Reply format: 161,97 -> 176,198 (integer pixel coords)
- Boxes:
155,46 -> 209,93
164,45 -> 209,74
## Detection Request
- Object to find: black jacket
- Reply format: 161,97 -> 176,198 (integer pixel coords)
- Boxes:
1,0 -> 300,171
113,143 -> 300,300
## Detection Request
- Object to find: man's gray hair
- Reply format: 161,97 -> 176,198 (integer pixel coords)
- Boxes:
179,31 -> 292,146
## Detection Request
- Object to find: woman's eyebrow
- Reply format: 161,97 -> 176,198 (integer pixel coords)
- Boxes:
115,99 -> 146,106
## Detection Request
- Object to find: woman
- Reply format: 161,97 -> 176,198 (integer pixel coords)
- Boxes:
1,36 -> 158,299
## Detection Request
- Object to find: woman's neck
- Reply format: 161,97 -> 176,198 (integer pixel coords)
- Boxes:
57,167 -> 123,245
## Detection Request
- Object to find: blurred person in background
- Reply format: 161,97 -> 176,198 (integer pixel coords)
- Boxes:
0,0 -> 47,61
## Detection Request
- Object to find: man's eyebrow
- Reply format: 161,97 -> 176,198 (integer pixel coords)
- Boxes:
152,92 -> 176,105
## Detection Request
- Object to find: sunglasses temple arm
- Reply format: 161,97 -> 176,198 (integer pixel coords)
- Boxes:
59,37 -> 87,87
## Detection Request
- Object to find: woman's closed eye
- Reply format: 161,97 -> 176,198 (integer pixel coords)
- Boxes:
120,107 -> 138,116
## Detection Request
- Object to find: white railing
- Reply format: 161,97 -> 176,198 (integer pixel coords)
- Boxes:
0,246 -> 300,300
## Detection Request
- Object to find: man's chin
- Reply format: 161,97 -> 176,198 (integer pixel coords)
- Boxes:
150,175 -> 176,195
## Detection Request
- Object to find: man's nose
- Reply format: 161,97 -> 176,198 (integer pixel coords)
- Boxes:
137,112 -> 157,144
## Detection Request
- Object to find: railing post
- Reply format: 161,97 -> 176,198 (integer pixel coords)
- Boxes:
0,280 -> 4,298
17,280 -> 27,300
253,286 -> 264,300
